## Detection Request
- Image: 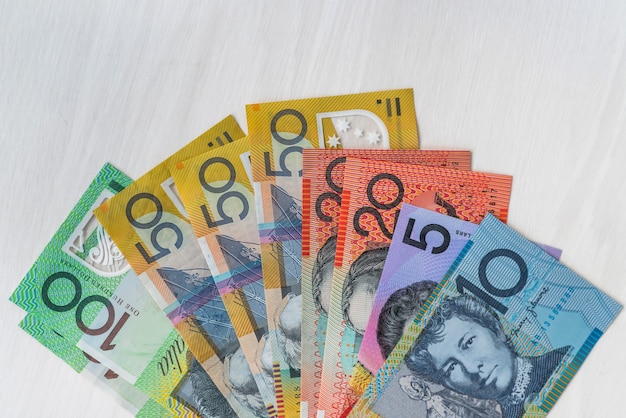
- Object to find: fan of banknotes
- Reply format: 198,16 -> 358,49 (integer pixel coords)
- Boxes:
9,89 -> 622,418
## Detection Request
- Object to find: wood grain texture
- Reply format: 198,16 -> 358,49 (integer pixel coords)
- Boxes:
1,1 -> 625,416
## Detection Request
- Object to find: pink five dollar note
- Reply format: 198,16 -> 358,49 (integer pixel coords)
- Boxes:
247,89 -> 420,417
170,137 -> 278,416
318,158 -> 512,417
300,149 -> 471,417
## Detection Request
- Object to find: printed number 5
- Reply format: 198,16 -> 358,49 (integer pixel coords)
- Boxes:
402,219 -> 450,254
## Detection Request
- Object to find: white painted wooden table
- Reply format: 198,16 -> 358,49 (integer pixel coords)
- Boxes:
1,1 -> 625,417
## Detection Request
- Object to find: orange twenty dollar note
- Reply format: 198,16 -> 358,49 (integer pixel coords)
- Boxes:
300,149 -> 472,417
318,157 -> 512,418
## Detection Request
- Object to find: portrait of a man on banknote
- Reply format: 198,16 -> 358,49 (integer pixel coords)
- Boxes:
405,295 -> 571,418
341,246 -> 389,335
223,347 -> 269,417
377,280 -> 438,359
185,354 -> 237,418
275,293 -> 302,370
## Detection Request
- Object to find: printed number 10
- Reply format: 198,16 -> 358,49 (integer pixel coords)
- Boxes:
455,249 -> 528,315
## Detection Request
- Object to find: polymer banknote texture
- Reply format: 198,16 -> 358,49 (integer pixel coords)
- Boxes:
351,215 -> 621,418
300,149 -> 472,417
319,158 -> 513,417
247,89 -> 420,417
19,313 -> 173,417
8,164 -> 213,416
353,204 -> 562,399
170,137 -> 278,416
95,118 -> 270,417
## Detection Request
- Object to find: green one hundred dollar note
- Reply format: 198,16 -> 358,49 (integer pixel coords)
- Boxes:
95,118 -> 271,418
170,137 -> 278,416
19,313 -> 172,417
27,307 -> 237,418
8,162 -> 166,381
351,215 -> 621,418
246,89 -> 420,418
9,163 -> 233,416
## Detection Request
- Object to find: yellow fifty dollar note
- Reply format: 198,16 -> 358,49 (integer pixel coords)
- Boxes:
95,117 -> 272,417
247,89 -> 419,417
170,137 -> 278,417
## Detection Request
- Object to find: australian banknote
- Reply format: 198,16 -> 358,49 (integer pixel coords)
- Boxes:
19,313 -> 174,417
170,137 -> 277,416
300,149 -> 472,417
351,214 -> 621,418
318,158 -> 513,417
8,164 -> 211,416
94,118 -> 271,417
247,89 -> 420,417
354,204 -> 562,399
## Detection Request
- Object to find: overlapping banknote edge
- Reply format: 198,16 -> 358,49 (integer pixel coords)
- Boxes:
300,149 -> 473,416
247,88 -> 422,417
350,214 -> 622,418
18,313 -> 175,417
7,163 -> 232,416
94,118 -> 273,418
168,137 -> 279,416
318,158 -> 513,416
349,203 -> 563,399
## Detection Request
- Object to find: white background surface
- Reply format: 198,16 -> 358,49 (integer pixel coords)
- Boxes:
2,1 -> 626,417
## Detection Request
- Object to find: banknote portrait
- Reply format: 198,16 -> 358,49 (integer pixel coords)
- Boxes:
223,347 -> 269,417
312,235 -> 337,316
184,354 -> 237,418
398,374 -> 502,418
341,246 -> 389,335
405,295 -> 571,418
274,292 -> 302,370
255,333 -> 276,398
377,280 -> 438,359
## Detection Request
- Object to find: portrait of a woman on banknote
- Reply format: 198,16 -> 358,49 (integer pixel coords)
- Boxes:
377,280 -> 438,359
341,246 -> 389,335
405,295 -> 571,418
312,235 -> 337,316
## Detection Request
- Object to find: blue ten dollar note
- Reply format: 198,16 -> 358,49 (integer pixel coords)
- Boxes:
354,214 -> 621,418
